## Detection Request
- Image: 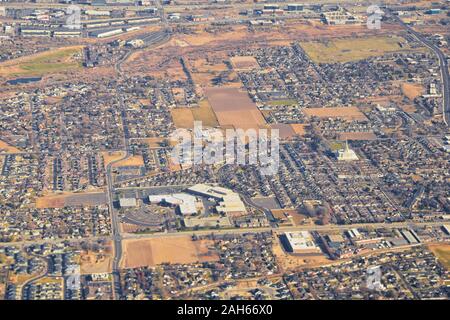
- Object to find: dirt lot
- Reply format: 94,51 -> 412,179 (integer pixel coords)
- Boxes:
303,107 -> 367,121
101,151 -> 126,167
80,247 -> 113,274
205,87 -> 266,130
401,82 -> 424,100
290,124 -> 309,136
35,191 -> 107,208
112,155 -> 144,167
338,132 -> 377,141
121,236 -> 219,268
230,56 -> 260,71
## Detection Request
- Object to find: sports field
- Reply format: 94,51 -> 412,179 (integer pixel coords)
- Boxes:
0,46 -> 83,78
300,36 -> 410,63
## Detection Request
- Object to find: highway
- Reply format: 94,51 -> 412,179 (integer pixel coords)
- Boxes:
121,220 -> 446,240
0,220 -> 445,248
107,28 -> 172,299
390,11 -> 450,126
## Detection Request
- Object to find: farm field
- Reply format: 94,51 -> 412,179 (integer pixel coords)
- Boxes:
171,99 -> 219,129
112,155 -> 144,167
121,236 -> 219,268
300,36 -> 410,63
170,108 -> 195,129
205,87 -> 266,130
290,124 -> 309,136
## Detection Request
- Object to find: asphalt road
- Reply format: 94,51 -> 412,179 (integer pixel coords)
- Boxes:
390,11 -> 450,126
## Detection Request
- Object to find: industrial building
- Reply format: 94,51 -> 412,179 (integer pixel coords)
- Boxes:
322,9 -> 362,25
282,231 -> 322,254
119,198 -> 137,208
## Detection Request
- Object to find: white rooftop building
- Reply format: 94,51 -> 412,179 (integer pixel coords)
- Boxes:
336,141 -> 359,161
148,193 -> 202,215
283,231 -> 322,254
187,184 -> 247,214
119,198 -> 137,208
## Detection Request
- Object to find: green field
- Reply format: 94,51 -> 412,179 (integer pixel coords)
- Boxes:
0,46 -> 83,77
267,99 -> 298,106
300,36 -> 411,63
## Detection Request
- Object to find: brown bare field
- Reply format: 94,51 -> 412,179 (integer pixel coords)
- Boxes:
36,194 -> 66,208
303,107 -> 367,121
269,123 -> 295,140
190,58 -> 228,73
121,236 -> 219,268
338,132 -> 377,141
101,151 -> 126,167
112,155 -> 144,167
0,139 -> 22,153
171,108 -> 195,129
271,209 -> 294,227
428,243 -> 450,271
80,250 -> 112,274
401,82 -> 424,100
230,56 -> 260,71
138,137 -> 165,148
290,124 -> 308,136
206,87 -> 266,130
192,99 -> 219,127
35,191 -> 106,208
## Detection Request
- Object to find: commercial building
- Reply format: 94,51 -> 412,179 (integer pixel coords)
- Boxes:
148,193 -> 202,215
322,9 -> 362,25
187,184 -> 247,214
282,231 -> 322,254
119,198 -> 137,207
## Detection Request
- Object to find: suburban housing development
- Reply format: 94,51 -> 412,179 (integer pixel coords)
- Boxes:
0,0 -> 449,302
